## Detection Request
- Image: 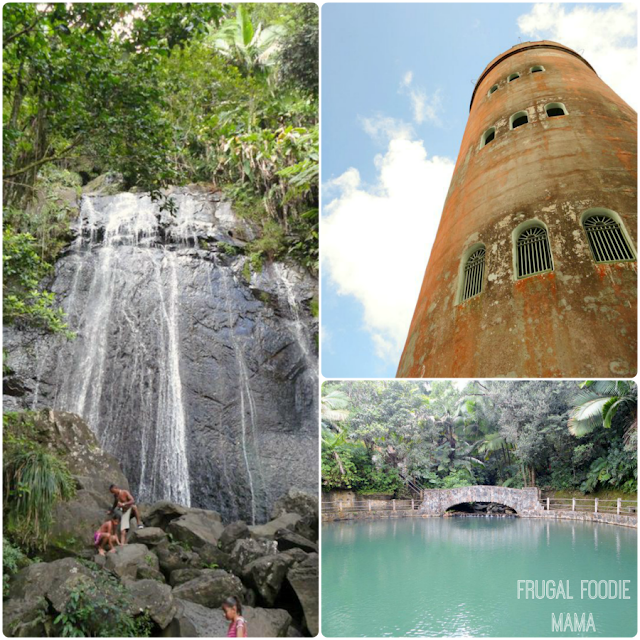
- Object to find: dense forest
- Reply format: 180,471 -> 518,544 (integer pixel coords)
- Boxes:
322,381 -> 637,497
3,2 -> 318,337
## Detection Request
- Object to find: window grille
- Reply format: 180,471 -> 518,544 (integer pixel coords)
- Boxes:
461,248 -> 485,301
517,227 -> 553,278
583,215 -> 635,263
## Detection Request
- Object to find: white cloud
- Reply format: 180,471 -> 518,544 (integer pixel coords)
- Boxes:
359,115 -> 414,145
401,70 -> 413,87
518,3 -> 638,110
409,88 -> 443,126
321,138 -> 454,365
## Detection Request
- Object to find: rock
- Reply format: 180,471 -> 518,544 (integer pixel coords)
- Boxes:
162,598 -> 228,637
229,538 -> 278,577
128,527 -> 168,547
2,597 -> 49,637
170,568 -> 204,587
172,569 -> 244,609
286,554 -> 318,636
293,514 -> 319,543
104,544 -> 158,579
195,543 -> 231,571
10,558 -> 92,604
83,172 -> 124,195
274,529 -> 317,554
250,513 -> 302,539
154,541 -> 202,575
218,521 -> 251,553
136,564 -> 166,583
280,548 -> 309,565
271,489 -> 318,520
244,555 -> 292,606
164,600 -> 292,638
244,606 -> 292,637
3,410 -> 129,560
143,501 -> 189,529
123,579 -> 176,629
167,511 -> 225,549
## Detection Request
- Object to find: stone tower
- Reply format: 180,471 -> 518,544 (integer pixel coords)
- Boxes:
397,41 -> 637,379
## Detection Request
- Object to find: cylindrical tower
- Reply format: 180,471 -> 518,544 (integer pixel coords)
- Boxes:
397,41 -> 637,378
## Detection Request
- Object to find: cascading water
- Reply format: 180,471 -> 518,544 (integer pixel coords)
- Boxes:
5,186 -> 318,522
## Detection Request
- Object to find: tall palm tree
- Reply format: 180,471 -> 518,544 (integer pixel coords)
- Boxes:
568,381 -> 637,441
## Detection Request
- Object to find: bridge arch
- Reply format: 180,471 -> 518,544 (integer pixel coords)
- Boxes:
418,486 -> 543,517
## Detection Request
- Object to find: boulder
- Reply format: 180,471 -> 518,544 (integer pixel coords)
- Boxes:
123,579 -> 176,629
136,564 -> 166,583
167,512 -> 225,549
196,543 -> 232,571
271,489 -> 318,520
104,544 -> 158,579
172,569 -> 244,609
170,568 -> 204,587
142,501 -> 188,529
286,554 -> 318,636
244,606 -> 292,637
279,548 -> 309,566
10,558 -> 92,604
128,527 -> 168,547
243,555 -> 292,606
229,538 -> 278,577
2,596 -> 49,637
218,521 -> 251,553
4,411 -> 129,560
274,529 -> 317,554
162,598 -> 228,637
154,541 -> 202,575
293,514 -> 319,543
249,513 -> 302,539
162,600 -> 292,638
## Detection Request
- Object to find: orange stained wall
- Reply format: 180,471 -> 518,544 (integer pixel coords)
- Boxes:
397,41 -> 637,378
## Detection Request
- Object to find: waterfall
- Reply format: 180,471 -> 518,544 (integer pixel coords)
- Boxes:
8,187 -> 318,522
274,263 -> 316,373
48,193 -> 192,506
218,267 -> 267,525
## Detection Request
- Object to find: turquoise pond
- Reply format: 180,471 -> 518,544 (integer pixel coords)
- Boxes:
322,517 -> 637,637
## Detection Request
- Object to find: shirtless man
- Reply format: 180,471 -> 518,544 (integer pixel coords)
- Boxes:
108,484 -> 143,544
94,512 -> 121,555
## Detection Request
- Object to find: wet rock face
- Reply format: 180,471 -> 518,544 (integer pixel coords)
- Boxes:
3,187 -> 318,524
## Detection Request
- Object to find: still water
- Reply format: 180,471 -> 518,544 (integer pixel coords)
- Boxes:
322,517 -> 637,637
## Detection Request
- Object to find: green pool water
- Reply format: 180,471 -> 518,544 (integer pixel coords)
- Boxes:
322,517 -> 637,637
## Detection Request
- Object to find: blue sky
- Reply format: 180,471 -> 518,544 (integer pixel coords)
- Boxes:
320,2 -> 638,379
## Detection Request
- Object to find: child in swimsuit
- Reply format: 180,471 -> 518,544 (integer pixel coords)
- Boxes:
94,512 -> 121,555
222,596 -> 247,637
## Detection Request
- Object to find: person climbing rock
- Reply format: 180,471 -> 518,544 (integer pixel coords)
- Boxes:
222,596 -> 247,637
108,484 -> 144,544
94,511 -> 122,555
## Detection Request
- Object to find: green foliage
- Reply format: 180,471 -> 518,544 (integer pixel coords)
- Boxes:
3,412 -> 76,551
441,469 -> 474,489
3,536 -> 31,596
2,228 -> 71,335
53,577 -> 152,637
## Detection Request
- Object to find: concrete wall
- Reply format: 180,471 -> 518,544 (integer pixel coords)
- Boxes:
418,486 -> 543,515
398,40 -> 637,378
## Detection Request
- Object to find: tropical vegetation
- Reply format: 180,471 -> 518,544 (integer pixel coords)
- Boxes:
321,380 -> 637,497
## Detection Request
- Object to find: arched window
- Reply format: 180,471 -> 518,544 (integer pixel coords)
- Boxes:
530,65 -> 545,73
508,73 -> 520,82
461,247 -> 486,301
582,213 -> 635,263
480,127 -> 496,148
488,84 -> 499,96
510,111 -> 529,129
516,226 -> 553,278
545,102 -> 568,117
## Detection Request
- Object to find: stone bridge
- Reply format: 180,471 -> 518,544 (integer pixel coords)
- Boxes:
418,486 -> 543,516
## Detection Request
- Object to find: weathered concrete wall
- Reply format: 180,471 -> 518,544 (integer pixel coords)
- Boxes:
524,509 -> 637,528
398,41 -> 637,378
418,486 -> 543,515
